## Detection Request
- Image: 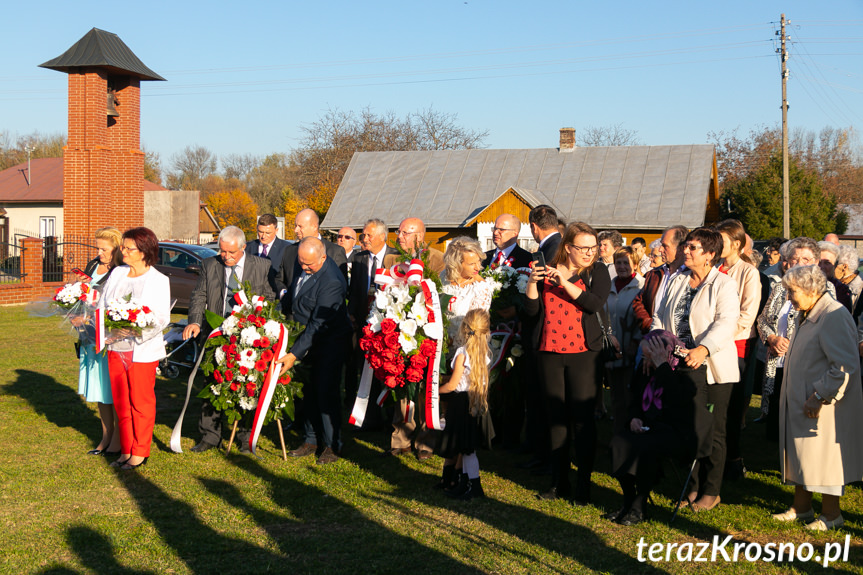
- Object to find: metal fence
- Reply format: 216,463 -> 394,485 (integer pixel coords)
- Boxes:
41,236 -> 98,283
0,242 -> 24,284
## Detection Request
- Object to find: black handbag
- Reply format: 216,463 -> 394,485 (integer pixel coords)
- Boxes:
596,310 -> 619,363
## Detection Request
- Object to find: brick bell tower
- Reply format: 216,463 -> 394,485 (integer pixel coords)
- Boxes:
39,28 -> 165,239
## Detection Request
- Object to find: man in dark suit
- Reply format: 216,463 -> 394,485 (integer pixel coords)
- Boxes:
517,204 -> 563,471
276,208 -> 347,316
277,237 -> 352,465
245,213 -> 290,293
484,213 -> 532,269
345,219 -> 398,422
182,226 -> 276,453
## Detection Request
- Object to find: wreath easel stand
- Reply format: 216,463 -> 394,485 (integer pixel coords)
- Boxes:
224,420 -> 288,461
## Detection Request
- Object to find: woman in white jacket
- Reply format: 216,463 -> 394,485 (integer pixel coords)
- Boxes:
100,227 -> 171,470
650,227 -> 739,513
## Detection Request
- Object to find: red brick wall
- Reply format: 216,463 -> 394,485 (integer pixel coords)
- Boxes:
63,69 -> 145,240
0,237 -> 65,305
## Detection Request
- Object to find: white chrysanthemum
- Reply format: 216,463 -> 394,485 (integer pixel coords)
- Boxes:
239,348 -> 257,369
263,320 -> 281,340
399,332 -> 417,353
214,347 -> 226,365
399,318 -> 418,337
240,325 -> 260,347
516,275 -> 529,293
210,384 -> 221,396
246,371 -> 258,383
238,396 -> 258,411
221,315 -> 239,335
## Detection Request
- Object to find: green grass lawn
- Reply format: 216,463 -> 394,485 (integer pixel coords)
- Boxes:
0,306 -> 861,574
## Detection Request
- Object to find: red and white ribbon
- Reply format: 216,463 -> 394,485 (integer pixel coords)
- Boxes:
170,327 -> 223,453
489,325 -> 516,371
374,259 -> 425,289
422,278 -> 443,431
248,323 -> 288,454
348,362 -> 375,427
94,307 -> 105,353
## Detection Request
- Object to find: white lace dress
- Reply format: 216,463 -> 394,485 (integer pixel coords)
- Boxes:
442,278 -> 495,349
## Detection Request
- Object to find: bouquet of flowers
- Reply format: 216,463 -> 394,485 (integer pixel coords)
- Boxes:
198,284 -> 304,427
350,244 -> 449,430
104,293 -> 158,335
53,281 -> 97,310
481,263 -> 530,322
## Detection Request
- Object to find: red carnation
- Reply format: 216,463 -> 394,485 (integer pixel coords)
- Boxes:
230,382 -> 240,392
384,331 -> 400,350
230,335 -> 237,344
260,336 -> 271,348
228,344 -> 238,354
55,287 -> 63,295
141,305 -> 152,314
224,369 -> 235,382
245,383 -> 256,397
279,375 -> 291,385
420,339 -> 437,358
239,366 -> 249,376
213,370 -> 223,383
409,354 -> 427,370
380,318 -> 397,334
128,310 -> 139,323
255,305 -> 263,313
254,359 -> 268,372
261,349 -> 274,362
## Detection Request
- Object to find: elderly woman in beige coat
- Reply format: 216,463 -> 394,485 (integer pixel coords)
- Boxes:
773,265 -> 863,531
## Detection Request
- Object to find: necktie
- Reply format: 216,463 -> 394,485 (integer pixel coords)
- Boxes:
294,272 -> 308,297
261,243 -> 269,258
225,265 -> 239,315
369,256 -> 378,292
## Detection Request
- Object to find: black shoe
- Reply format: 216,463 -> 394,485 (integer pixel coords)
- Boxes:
602,507 -> 626,521
435,465 -> 457,490
445,473 -> 469,497
191,442 -> 220,453
536,487 -> 571,501
724,459 -> 747,481
121,457 -> 149,471
615,508 -> 645,526
451,476 -> 484,501
109,457 -> 130,468
87,449 -> 103,455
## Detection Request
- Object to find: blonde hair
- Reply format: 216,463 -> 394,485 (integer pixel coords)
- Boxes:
94,226 -> 123,267
460,308 -> 491,416
613,246 -> 639,271
443,236 -> 485,283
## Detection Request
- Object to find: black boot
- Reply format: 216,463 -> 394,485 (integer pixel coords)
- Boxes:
445,473 -> 469,498
435,465 -> 457,490
456,476 -> 484,500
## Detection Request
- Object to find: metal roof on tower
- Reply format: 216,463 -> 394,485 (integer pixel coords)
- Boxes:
39,28 -> 165,81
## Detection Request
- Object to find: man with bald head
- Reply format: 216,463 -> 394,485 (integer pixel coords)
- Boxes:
824,233 -> 841,246
485,214 -> 531,269
277,208 -> 347,315
277,237 -> 352,465
383,217 -> 445,274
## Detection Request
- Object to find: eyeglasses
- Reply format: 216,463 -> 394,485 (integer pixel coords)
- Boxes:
682,243 -> 703,252
567,244 -> 598,254
120,245 -> 138,253
336,234 -> 356,240
397,230 -> 418,237
493,227 -> 517,233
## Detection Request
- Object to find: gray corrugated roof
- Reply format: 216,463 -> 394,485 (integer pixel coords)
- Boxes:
39,28 -> 165,81
323,145 -> 716,230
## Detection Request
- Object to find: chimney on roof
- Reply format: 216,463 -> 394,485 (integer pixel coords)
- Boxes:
559,127 -> 576,153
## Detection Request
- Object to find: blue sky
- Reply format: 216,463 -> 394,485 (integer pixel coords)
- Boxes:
1,1 -> 861,167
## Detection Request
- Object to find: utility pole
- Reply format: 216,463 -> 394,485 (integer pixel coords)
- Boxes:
780,14 -> 790,238
24,144 -> 36,187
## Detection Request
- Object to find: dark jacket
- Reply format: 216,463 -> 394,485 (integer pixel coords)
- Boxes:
83,257 -> 118,290
276,238 -> 347,312
484,244 -> 533,270
245,237 -> 290,290
523,264 -> 611,352
290,257 -> 352,360
347,247 -> 398,325
632,267 -> 664,334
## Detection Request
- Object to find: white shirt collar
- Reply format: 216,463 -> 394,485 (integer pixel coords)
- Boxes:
538,231 -> 560,248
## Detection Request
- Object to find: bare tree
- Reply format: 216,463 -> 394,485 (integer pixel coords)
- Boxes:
222,153 -> 260,181
577,123 -> 641,147
246,153 -> 295,214
166,144 -> 218,190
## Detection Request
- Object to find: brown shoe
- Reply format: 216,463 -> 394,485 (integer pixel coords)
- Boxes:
316,447 -> 339,465
289,443 -> 317,458
417,450 -> 433,461
382,447 -> 411,457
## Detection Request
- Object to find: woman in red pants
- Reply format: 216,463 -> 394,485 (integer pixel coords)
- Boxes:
100,227 -> 170,470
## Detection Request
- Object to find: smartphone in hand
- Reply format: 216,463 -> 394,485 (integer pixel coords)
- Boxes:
531,251 -> 546,269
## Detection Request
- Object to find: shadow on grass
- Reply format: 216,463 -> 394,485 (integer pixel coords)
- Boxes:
37,526 -> 158,575
7,369 -> 103,446
344,439 -> 664,573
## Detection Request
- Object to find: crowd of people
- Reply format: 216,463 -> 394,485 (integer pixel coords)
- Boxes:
72,207 -> 863,529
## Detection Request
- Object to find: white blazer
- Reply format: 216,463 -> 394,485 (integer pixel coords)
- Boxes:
99,265 -> 171,363
650,267 -> 740,384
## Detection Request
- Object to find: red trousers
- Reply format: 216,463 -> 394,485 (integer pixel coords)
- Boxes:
108,351 -> 157,457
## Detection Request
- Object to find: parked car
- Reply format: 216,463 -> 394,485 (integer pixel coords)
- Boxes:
155,242 -> 217,312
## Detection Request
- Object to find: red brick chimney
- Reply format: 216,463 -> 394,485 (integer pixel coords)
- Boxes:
559,127 -> 576,153
40,28 -> 164,239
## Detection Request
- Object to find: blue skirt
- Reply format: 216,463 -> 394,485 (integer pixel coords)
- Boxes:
78,345 -> 113,404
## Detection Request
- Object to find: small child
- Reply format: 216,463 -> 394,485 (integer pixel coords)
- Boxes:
436,308 -> 491,500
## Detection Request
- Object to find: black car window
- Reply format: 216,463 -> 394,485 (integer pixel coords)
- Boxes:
160,248 -> 196,269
